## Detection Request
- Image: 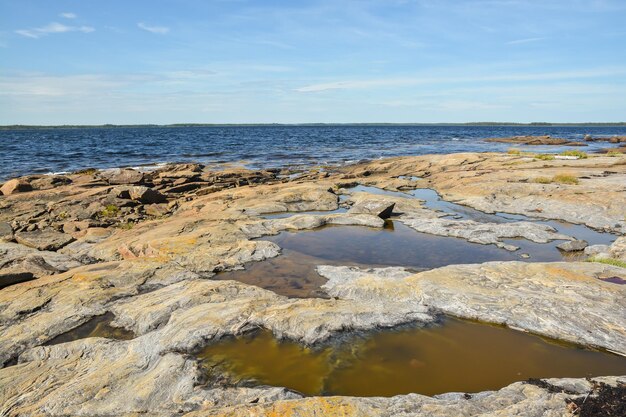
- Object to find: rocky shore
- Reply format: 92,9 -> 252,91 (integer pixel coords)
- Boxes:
1,151 -> 625,416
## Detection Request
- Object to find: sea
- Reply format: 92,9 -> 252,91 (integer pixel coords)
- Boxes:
1,125 -> 624,180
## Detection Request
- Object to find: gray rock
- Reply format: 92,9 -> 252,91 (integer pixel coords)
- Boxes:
30,175 -> 72,190
584,244 -> 610,256
609,236 -> 626,261
15,230 -> 76,251
348,199 -> 395,219
104,168 -> 144,185
0,222 -> 13,241
0,242 -> 83,289
557,239 -> 588,252
0,269 -> 34,289
317,262 -> 626,355
128,186 -> 167,204
399,217 -> 573,251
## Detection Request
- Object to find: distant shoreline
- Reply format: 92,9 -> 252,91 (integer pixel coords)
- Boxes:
1,122 -> 626,130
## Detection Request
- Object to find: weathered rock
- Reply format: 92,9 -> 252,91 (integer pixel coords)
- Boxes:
485,135 -> 574,145
187,377 -> 625,417
557,239 -> 588,252
584,244 -> 611,257
144,203 -> 169,217
14,229 -> 75,251
347,199 -> 395,219
103,168 -> 144,185
0,156 -> 624,416
399,217 -> 573,251
0,269 -> 34,289
62,220 -> 93,235
162,182 -> 206,194
318,262 -> 626,354
0,222 -> 13,241
30,175 -> 72,190
0,242 -> 83,289
128,186 -> 167,204
609,236 -> 626,261
343,153 -> 626,233
0,179 -> 32,195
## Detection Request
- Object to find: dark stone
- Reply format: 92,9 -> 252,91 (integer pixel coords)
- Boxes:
556,240 -> 588,252
105,169 -> 144,185
0,222 -> 13,241
15,230 -> 76,251
128,186 -> 167,204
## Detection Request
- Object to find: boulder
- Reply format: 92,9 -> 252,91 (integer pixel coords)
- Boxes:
129,186 -> 167,204
144,203 -> 169,217
556,240 -> 588,252
15,230 -> 76,251
104,169 -> 144,185
0,222 -> 13,241
0,269 -> 34,289
0,179 -> 32,195
62,221 -> 93,235
348,199 -> 395,219
30,175 -> 72,190
609,236 -> 626,260
584,244 -> 610,257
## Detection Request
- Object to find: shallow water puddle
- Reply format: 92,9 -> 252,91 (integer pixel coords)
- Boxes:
45,312 -> 135,346
350,185 -> 615,245
262,207 -> 347,219
198,317 -> 626,397
216,221 -> 571,297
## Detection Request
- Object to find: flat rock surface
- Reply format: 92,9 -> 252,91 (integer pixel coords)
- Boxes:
399,217 -> 573,251
15,229 -> 75,251
0,152 -> 625,416
318,262 -> 626,355
344,153 -> 626,233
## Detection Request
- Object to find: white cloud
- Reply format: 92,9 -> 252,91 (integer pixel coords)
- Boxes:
15,22 -> 94,39
507,37 -> 546,45
137,22 -> 170,34
60,12 -> 77,19
295,68 -> 626,92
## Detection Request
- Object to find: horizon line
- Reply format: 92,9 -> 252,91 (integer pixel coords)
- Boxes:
2,122 -> 626,129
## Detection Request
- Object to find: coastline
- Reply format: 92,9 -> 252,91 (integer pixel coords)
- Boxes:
0,150 -> 625,416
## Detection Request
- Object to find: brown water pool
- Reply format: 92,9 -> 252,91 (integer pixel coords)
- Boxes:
216,221 -> 578,297
45,312 -> 135,346
198,317 -> 626,397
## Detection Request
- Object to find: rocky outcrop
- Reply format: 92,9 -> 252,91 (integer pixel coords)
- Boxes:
1,154 -> 625,416
0,179 -> 32,195
102,168 -> 144,185
15,229 -> 75,251
347,199 -> 395,219
318,262 -> 626,355
484,135 -> 579,146
187,377 -> 625,417
399,217 -> 573,251
342,153 -> 626,233
557,239 -> 588,252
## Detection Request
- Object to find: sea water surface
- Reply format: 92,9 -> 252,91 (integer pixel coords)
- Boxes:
1,125 -> 625,180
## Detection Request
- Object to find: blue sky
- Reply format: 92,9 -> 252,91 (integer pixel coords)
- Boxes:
1,0 -> 625,124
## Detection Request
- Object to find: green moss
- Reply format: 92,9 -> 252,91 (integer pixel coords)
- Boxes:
534,154 -> 555,160
532,176 -> 552,184
586,257 -> 626,268
100,204 -> 120,218
507,148 -> 522,155
117,221 -> 135,230
552,173 -> 579,185
560,150 -> 587,159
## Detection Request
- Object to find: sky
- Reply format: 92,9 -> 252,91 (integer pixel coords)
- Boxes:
1,0 -> 625,124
